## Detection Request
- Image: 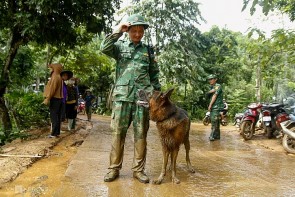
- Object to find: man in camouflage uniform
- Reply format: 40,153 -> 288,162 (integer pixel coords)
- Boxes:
207,74 -> 223,141
100,14 -> 161,183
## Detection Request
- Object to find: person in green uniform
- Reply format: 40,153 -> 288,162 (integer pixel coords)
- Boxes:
100,13 -> 161,183
207,74 -> 223,141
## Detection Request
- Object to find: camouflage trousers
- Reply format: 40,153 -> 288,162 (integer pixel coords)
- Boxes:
210,110 -> 221,139
108,101 -> 149,172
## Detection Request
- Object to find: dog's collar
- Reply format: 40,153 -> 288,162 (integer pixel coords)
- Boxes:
157,110 -> 177,123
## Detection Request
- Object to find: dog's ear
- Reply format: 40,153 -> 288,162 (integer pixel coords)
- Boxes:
156,91 -> 163,101
163,88 -> 174,99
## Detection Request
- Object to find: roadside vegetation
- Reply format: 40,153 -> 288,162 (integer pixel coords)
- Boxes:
0,0 -> 294,144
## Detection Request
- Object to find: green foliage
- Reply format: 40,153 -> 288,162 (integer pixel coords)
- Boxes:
58,35 -> 115,98
0,0 -> 121,134
9,46 -> 35,86
0,128 -> 30,146
243,0 -> 295,21
0,0 -> 121,47
5,90 -> 49,129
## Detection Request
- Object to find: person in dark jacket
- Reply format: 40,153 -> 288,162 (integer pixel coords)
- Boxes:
84,90 -> 95,121
60,70 -> 73,122
66,78 -> 78,131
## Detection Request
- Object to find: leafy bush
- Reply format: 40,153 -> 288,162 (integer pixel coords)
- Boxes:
0,128 -> 30,145
5,90 -> 50,130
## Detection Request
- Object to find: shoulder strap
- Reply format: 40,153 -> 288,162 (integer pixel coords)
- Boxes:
147,44 -> 154,64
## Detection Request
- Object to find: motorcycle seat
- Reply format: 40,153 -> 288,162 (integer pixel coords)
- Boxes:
268,103 -> 284,108
285,120 -> 295,129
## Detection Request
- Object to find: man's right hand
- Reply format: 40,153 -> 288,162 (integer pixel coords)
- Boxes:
119,22 -> 131,33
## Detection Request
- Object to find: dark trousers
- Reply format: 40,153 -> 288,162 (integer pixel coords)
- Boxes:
210,110 -> 221,139
50,98 -> 62,136
61,101 -> 66,121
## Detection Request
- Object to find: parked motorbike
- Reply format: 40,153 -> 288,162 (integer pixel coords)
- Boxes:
261,103 -> 289,138
77,101 -> 85,114
240,103 -> 262,140
233,112 -> 244,128
280,120 -> 295,154
202,111 -> 228,126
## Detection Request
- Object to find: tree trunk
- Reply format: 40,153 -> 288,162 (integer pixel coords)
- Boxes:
255,64 -> 261,103
0,31 -> 24,134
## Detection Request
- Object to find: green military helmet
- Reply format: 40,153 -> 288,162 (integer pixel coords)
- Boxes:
127,14 -> 149,29
207,74 -> 217,80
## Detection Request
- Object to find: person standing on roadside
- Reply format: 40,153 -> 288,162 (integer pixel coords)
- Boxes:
100,13 -> 161,183
84,90 -> 95,121
60,70 -> 73,122
43,63 -> 64,138
207,74 -> 223,141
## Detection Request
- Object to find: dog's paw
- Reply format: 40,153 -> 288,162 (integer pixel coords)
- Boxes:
188,167 -> 195,173
172,177 -> 180,184
152,179 -> 163,185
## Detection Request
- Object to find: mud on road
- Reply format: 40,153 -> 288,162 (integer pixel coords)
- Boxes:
0,114 -> 295,197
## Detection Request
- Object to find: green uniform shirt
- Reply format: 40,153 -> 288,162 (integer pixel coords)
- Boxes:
209,83 -> 223,111
100,31 -> 161,102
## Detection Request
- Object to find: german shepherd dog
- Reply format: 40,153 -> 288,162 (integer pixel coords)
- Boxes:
145,88 -> 195,184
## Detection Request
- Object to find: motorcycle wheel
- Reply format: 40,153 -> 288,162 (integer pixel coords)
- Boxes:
203,117 -> 210,126
221,119 -> 228,126
241,120 -> 254,140
282,134 -> 295,154
265,126 -> 272,139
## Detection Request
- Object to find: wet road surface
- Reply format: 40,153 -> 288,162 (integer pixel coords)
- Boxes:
57,116 -> 295,197
1,115 -> 295,197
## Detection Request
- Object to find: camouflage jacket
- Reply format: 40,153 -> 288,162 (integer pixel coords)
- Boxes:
209,83 -> 223,111
100,31 -> 161,102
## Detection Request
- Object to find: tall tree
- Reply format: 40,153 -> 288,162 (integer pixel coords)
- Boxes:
0,0 -> 120,133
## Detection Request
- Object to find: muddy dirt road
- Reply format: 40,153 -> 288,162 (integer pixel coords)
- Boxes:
1,114 -> 295,197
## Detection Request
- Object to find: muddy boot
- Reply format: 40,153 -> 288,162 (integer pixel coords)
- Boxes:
133,171 -> 149,183
104,169 -> 119,182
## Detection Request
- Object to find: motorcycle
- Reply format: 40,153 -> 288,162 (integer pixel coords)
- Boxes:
240,103 -> 262,140
233,112 -> 244,128
280,120 -> 295,154
261,103 -> 289,138
202,111 -> 228,126
77,101 -> 85,114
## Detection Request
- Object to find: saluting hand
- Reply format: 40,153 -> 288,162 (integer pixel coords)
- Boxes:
119,22 -> 131,33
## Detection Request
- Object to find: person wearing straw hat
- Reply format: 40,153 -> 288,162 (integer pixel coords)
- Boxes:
60,70 -> 73,122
